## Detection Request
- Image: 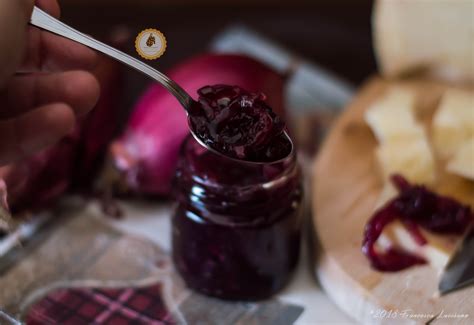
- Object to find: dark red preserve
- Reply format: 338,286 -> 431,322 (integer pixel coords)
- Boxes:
172,136 -> 303,300
363,174 -> 473,272
188,85 -> 291,162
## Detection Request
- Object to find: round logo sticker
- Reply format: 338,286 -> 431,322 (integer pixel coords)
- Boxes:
135,29 -> 166,60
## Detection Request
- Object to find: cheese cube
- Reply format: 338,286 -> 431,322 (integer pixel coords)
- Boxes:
447,137 -> 474,180
376,137 -> 436,185
433,89 -> 474,159
365,87 -> 424,143
374,0 -> 474,83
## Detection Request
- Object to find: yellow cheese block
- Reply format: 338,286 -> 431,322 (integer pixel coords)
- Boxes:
447,137 -> 474,180
364,87 -> 423,143
432,89 -> 474,160
376,137 -> 436,185
373,0 -> 474,83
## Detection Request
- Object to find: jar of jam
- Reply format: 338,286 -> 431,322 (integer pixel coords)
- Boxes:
172,135 -> 303,301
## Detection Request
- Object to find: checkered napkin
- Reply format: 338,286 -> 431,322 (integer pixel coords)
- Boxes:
26,284 -> 176,325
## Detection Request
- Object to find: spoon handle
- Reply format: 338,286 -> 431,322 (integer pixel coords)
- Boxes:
29,6 -> 193,110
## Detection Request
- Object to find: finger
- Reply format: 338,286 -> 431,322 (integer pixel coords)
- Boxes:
0,71 -> 100,119
0,0 -> 34,86
21,26 -> 98,72
0,103 -> 75,165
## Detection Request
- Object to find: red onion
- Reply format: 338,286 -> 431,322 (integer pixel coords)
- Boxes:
109,53 -> 286,196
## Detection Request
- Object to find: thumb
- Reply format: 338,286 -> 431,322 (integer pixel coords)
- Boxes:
0,0 -> 34,87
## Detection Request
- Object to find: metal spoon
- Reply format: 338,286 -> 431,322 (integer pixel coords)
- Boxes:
29,6 -> 293,164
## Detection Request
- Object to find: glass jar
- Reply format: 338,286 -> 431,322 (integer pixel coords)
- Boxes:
172,136 -> 303,300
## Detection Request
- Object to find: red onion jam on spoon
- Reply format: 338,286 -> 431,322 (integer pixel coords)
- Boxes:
108,54 -> 287,196
188,85 -> 292,163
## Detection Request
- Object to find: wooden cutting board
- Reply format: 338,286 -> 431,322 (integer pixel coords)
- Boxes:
312,77 -> 474,324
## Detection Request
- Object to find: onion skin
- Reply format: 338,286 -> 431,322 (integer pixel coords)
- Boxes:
110,53 -> 286,196
109,85 -> 189,195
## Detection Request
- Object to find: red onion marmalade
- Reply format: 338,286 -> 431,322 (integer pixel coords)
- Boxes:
172,136 -> 302,300
109,54 -> 286,196
188,85 -> 291,163
363,175 -> 473,272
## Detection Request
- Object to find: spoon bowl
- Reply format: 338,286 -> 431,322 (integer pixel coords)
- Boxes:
188,123 -> 294,165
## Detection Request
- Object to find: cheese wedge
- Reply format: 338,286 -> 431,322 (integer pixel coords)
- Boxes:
377,220 -> 460,270
374,0 -> 474,83
365,87 -> 423,143
376,137 -> 436,185
432,89 -> 474,160
447,137 -> 474,180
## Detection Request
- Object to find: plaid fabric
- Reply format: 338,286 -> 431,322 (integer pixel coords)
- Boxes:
26,284 -> 176,325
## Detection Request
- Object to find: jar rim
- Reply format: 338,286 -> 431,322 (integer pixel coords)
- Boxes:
179,135 -> 299,191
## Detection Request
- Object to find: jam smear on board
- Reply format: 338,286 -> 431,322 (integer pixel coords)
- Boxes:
363,174 -> 473,272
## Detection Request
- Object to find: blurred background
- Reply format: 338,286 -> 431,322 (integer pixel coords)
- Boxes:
60,0 -> 376,102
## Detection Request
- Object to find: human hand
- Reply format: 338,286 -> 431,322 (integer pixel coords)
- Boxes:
0,0 -> 100,165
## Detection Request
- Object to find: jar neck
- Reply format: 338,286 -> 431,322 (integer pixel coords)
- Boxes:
174,136 -> 302,226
